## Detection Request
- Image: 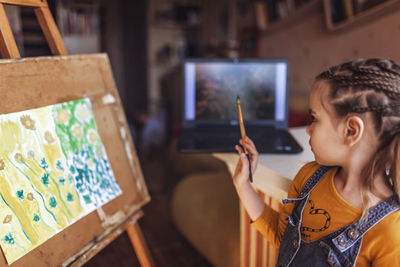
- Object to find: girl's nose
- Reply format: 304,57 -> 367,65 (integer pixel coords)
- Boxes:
306,125 -> 311,136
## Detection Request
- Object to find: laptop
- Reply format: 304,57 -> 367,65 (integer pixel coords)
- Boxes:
177,58 -> 303,154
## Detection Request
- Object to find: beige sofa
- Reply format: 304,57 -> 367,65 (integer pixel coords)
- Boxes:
169,140 -> 240,267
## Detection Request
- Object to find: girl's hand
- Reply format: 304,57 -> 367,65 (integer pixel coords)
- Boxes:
233,136 -> 258,188
232,137 -> 265,221
236,136 -> 258,173
233,152 -> 250,188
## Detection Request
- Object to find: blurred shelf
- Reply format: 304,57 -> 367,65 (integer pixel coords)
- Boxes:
323,0 -> 400,32
262,0 -> 321,34
23,33 -> 47,45
149,22 -> 200,31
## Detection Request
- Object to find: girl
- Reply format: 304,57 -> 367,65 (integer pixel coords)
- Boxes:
233,58 -> 400,266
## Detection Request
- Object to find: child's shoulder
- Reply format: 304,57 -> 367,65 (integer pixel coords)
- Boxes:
297,161 -> 320,175
373,207 -> 400,233
287,161 -> 322,197
292,161 -> 322,189
365,208 -> 400,260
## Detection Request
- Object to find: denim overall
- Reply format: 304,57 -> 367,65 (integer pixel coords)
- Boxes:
276,166 -> 400,267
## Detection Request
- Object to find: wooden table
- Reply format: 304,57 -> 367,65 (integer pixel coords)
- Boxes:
213,127 -> 314,267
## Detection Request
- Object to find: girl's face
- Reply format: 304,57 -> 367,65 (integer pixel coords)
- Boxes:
306,82 -> 347,166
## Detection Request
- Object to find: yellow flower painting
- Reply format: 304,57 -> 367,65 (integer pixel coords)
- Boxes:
20,115 -> 36,130
55,109 -> 69,125
0,98 -> 121,264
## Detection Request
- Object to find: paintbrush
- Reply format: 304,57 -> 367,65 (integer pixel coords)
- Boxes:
236,96 -> 253,183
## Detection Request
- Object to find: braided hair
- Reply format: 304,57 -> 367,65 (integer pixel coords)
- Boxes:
316,58 -> 400,213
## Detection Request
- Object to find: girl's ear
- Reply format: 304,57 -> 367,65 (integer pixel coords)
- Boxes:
344,116 -> 364,146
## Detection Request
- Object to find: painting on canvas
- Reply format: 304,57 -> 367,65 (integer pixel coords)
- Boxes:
0,98 -> 122,264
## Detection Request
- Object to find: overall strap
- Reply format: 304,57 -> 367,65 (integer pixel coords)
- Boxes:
332,195 -> 400,252
283,165 -> 332,204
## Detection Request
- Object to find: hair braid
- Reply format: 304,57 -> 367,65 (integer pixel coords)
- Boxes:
352,103 -> 400,114
317,59 -> 400,117
316,58 -> 400,214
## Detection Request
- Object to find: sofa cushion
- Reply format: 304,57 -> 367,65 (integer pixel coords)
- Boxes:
171,170 -> 240,267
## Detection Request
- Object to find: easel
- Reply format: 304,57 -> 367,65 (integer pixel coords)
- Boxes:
0,1 -> 155,266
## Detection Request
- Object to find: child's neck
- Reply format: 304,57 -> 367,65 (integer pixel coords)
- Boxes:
334,165 -> 393,209
334,167 -> 364,209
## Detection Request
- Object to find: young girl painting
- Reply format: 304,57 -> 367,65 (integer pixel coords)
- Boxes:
233,58 -> 400,266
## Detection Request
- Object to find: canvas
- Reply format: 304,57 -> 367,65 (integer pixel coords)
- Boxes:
0,98 -> 122,264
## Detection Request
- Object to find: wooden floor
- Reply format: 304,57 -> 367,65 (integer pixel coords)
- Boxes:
84,146 -> 213,267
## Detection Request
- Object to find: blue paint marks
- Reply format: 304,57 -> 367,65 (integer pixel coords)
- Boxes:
41,173 -> 49,186
49,197 -> 57,208
58,176 -> 65,186
0,192 -> 32,242
3,233 -> 15,245
83,195 -> 91,204
7,153 -> 58,224
67,193 -> 74,202
40,158 -> 48,170
56,160 -> 64,171
16,190 -> 24,200
33,214 -> 40,222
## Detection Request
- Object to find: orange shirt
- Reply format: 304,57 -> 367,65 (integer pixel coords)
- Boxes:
252,161 -> 400,266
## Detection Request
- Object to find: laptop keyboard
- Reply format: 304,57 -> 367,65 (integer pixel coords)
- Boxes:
179,127 -> 302,153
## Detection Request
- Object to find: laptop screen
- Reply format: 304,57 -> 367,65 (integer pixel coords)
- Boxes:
183,58 -> 289,128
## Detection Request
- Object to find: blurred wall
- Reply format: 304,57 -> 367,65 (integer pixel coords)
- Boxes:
102,0 -> 148,121
258,2 -> 400,112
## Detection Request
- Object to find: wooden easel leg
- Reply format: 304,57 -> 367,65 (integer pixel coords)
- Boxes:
34,6 -> 68,56
126,222 -> 155,267
0,3 -> 21,58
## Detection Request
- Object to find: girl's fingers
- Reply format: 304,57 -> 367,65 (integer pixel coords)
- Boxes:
244,136 -> 257,151
233,153 -> 249,182
239,138 -> 258,172
239,139 -> 250,153
238,153 -> 249,173
240,137 -> 258,173
241,138 -> 258,158
236,147 -> 249,169
235,144 -> 243,154
246,144 -> 257,155
236,152 -> 248,170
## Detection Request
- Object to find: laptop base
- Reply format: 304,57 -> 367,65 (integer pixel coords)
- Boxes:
178,127 -> 303,154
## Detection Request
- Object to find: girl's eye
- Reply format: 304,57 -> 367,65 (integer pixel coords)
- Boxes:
310,115 -> 317,122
